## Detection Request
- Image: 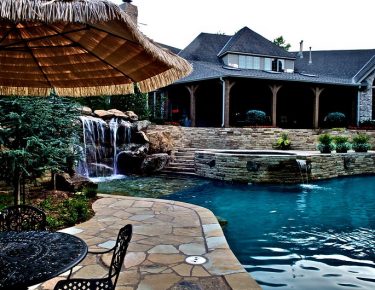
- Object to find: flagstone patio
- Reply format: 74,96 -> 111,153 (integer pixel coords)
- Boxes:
35,194 -> 261,290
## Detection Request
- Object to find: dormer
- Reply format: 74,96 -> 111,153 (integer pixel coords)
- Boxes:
218,27 -> 296,73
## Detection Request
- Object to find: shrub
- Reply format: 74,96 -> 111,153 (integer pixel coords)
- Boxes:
83,184 -> 98,198
333,136 -> 351,153
275,133 -> 291,150
61,197 -> 90,226
324,112 -> 346,128
352,133 -> 371,152
317,133 -> 335,153
245,110 -> 267,126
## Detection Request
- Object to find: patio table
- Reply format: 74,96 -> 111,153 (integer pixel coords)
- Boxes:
0,231 -> 87,290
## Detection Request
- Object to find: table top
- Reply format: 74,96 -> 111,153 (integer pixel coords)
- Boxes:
0,231 -> 88,289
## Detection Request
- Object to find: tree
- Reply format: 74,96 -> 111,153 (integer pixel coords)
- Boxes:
273,36 -> 291,51
0,95 -> 80,204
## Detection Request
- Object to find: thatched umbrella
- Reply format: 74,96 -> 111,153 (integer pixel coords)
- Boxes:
0,0 -> 192,97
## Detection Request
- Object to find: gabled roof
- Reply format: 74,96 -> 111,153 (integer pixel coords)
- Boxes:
157,43 -> 182,55
170,27 -> 375,87
217,27 -> 295,59
178,33 -> 231,64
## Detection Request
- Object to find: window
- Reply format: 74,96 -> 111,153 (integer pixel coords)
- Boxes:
228,54 -> 239,68
253,57 -> 260,70
264,58 -> 272,70
239,55 -> 246,68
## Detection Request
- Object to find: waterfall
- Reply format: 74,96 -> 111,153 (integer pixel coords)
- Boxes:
77,116 -> 132,179
296,159 -> 309,184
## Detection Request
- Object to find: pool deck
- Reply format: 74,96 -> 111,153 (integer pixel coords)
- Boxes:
36,194 -> 261,290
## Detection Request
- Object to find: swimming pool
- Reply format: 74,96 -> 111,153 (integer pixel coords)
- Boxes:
168,176 -> 375,290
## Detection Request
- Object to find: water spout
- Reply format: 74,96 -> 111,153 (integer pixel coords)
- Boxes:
296,159 -> 309,184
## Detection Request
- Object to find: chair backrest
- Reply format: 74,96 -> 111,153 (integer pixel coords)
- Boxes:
0,205 -> 47,232
108,224 -> 132,288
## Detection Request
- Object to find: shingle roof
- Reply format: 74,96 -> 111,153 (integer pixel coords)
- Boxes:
172,28 -> 375,87
178,33 -> 231,64
294,49 -> 375,80
218,27 -> 295,59
175,60 -> 355,86
157,43 -> 181,55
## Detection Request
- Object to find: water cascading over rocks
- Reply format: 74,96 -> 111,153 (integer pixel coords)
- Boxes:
76,108 -> 172,180
77,116 -> 132,178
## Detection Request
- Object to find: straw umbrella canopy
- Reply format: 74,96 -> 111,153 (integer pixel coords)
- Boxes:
0,0 -> 192,97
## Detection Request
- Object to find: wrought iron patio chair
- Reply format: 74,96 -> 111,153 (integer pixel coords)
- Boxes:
0,204 -> 47,232
54,224 -> 133,290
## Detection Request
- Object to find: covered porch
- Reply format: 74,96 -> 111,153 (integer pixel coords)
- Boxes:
163,77 -> 359,129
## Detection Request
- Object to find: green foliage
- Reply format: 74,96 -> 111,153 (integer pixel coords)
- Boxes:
333,136 -> 351,153
82,184 -> 98,198
110,88 -> 150,120
245,110 -> 268,126
0,96 -> 80,202
317,133 -> 335,153
275,133 -> 291,150
273,36 -> 291,51
61,197 -> 90,226
352,133 -> 370,144
74,95 -> 110,110
324,112 -> 346,128
352,133 -> 371,152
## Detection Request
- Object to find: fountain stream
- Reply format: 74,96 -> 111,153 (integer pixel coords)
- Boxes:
296,159 -> 309,184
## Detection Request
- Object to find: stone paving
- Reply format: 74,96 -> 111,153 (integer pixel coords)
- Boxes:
35,194 -> 261,290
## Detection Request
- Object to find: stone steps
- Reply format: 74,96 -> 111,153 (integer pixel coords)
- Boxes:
161,148 -> 197,175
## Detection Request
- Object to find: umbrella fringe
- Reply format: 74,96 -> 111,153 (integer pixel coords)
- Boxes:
0,85 -> 50,96
0,0 -> 121,23
55,83 -> 134,97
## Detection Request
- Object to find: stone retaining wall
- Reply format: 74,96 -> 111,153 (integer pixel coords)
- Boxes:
195,150 -> 375,184
147,125 -> 375,151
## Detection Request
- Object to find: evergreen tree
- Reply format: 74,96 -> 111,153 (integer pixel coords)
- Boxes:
273,36 -> 291,51
0,95 -> 80,204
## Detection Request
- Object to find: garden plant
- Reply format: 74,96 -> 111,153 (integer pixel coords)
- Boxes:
352,133 -> 372,152
333,135 -> 351,153
317,133 -> 336,153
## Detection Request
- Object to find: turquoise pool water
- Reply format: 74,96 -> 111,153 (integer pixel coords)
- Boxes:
167,176 -> 375,290
98,175 -> 374,289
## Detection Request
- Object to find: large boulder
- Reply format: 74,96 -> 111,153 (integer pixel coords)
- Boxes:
55,173 -> 98,192
133,120 -> 151,132
108,109 -> 127,118
140,153 -> 171,174
125,111 -> 138,121
94,110 -> 114,119
116,144 -> 149,174
146,131 -> 174,154
80,106 -> 93,116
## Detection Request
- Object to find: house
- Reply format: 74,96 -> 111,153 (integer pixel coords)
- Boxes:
152,27 -> 375,129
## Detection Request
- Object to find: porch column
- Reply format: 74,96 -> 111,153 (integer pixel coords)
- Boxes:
311,87 -> 324,129
222,79 -> 235,128
186,84 -> 199,127
269,84 -> 282,127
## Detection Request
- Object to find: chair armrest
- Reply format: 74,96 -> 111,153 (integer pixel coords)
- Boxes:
88,247 -> 114,255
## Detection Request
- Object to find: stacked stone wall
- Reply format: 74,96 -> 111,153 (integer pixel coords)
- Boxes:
148,125 -> 375,151
195,151 -> 375,184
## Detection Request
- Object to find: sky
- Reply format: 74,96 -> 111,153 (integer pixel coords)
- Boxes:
111,0 -> 375,52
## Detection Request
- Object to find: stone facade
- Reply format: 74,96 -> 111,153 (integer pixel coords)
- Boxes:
147,125 -> 375,151
195,150 -> 375,184
358,72 -> 375,122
